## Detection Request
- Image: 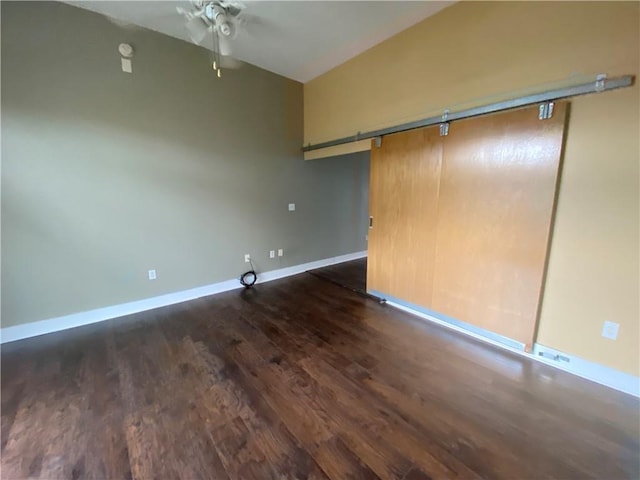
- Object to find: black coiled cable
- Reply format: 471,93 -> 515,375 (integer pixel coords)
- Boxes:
240,258 -> 257,288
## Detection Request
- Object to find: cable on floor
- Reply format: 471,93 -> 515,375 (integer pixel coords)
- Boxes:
240,258 -> 257,288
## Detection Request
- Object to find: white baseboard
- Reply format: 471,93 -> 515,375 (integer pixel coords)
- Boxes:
532,344 -> 640,397
0,250 -> 367,344
385,300 -> 640,398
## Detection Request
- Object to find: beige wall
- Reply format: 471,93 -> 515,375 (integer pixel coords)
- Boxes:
304,1 -> 639,375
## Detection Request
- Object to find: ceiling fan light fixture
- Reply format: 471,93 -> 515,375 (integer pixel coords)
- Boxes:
178,0 -> 246,78
218,36 -> 232,56
219,22 -> 232,37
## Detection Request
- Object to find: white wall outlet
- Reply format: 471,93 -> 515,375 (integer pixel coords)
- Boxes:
277,248 -> 283,257
269,250 -> 276,259
602,320 -> 619,340
288,203 -> 296,212
244,254 -> 251,263
148,269 -> 157,280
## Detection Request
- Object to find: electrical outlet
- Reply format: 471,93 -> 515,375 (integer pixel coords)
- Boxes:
278,248 -> 283,257
602,320 -> 619,340
244,254 -> 251,263
148,269 -> 157,280
269,250 -> 276,259
288,203 -> 296,212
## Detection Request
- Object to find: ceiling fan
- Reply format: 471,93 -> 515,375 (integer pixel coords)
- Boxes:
177,0 -> 246,77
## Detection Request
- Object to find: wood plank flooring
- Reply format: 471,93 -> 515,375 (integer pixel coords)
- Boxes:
2,270 -> 639,479
308,258 -> 367,294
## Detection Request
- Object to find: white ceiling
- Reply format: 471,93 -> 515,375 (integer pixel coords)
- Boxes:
64,1 -> 453,82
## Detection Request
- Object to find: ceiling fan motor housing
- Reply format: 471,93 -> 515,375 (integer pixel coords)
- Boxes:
205,3 -> 232,37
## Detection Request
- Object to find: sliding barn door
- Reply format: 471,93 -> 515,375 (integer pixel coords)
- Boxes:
431,103 -> 568,347
367,103 -> 567,349
367,126 -> 443,307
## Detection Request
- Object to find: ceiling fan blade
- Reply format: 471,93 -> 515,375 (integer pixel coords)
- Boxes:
185,16 -> 210,45
219,1 -> 246,16
103,14 -> 144,31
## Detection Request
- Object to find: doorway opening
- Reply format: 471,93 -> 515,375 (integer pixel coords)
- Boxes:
307,149 -> 370,295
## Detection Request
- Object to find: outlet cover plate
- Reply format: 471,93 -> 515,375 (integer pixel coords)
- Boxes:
148,269 -> 157,280
602,320 -> 619,340
288,203 -> 296,211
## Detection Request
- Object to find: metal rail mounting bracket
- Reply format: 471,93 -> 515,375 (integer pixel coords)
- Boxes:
538,102 -> 555,120
439,109 -> 450,136
595,73 -> 607,92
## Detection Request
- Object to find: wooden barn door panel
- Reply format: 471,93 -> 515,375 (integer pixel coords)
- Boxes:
431,103 -> 568,347
367,126 -> 443,307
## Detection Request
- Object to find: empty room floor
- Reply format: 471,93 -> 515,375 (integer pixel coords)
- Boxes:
1,273 -> 638,479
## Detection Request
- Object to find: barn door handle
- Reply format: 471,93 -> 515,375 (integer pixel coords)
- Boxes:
369,216 -> 373,229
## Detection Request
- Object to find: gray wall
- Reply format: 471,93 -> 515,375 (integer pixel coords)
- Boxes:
1,1 -> 370,328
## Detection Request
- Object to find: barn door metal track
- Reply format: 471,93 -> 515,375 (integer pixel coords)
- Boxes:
302,74 -> 634,152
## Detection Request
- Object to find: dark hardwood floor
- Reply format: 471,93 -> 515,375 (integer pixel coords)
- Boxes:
2,272 -> 639,479
308,258 -> 367,294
